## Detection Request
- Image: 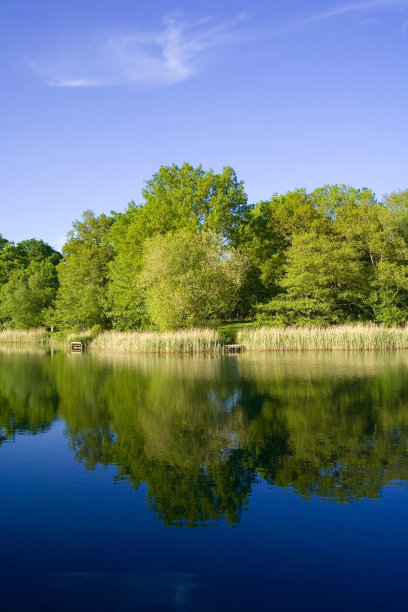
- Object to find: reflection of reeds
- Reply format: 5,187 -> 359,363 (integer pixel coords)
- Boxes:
238,325 -> 408,351
89,329 -> 222,353
0,345 -> 50,355
238,351 -> 408,381
0,329 -> 49,344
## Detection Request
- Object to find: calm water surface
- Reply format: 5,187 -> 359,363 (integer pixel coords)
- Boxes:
1,349 -> 408,611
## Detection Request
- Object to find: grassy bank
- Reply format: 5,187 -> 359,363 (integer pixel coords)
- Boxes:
218,321 -> 255,344
237,325 -> 408,351
89,329 -> 222,353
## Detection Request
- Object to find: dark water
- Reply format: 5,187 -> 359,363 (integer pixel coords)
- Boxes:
1,349 -> 408,611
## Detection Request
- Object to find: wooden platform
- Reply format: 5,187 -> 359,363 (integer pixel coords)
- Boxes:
223,344 -> 245,353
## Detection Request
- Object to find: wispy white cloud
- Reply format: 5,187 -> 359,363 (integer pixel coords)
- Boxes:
307,0 -> 408,22
29,13 -> 248,88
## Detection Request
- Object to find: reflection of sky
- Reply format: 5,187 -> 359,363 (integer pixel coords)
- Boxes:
1,425 -> 408,610
209,388 -> 242,412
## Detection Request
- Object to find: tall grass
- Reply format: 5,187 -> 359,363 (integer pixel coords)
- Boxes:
4,325 -> 408,353
0,328 -> 49,344
237,325 -> 408,351
90,329 -> 222,353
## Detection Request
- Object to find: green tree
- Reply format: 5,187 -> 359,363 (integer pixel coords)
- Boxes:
336,199 -> 408,324
257,230 -> 369,325
107,163 -> 249,328
254,186 -> 408,326
0,260 -> 59,328
0,237 -> 61,328
17,238 -> 61,266
53,210 -> 114,329
382,189 -> 408,236
0,240 -> 19,287
141,230 -> 248,330
140,163 -> 248,244
105,208 -> 148,329
240,189 -> 321,299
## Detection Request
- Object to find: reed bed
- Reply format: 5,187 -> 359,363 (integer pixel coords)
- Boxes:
0,328 -> 49,344
237,325 -> 408,352
89,329 -> 222,354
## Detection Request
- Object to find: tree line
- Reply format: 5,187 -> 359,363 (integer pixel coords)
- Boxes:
1,163 -> 408,330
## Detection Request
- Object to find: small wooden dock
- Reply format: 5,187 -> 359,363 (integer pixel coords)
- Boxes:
70,342 -> 83,353
223,344 -> 245,353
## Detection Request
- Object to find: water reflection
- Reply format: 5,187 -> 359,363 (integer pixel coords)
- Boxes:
1,350 -> 408,525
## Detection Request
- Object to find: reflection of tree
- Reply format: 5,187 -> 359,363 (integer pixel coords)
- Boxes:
55,355 -> 257,525
0,353 -> 58,443
1,351 -> 408,524
240,354 -> 408,502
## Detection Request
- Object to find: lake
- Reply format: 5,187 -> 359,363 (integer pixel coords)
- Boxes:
1,349 -> 408,611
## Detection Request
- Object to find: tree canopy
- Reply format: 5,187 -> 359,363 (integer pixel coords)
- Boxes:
1,166 -> 408,331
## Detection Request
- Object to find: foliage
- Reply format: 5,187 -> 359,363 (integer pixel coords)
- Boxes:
53,210 -> 114,329
0,261 -> 59,328
140,229 -> 248,329
2,169 -> 408,331
0,237 -> 61,288
254,188 -> 408,326
257,230 -> 369,325
0,237 -> 61,328
107,163 -> 249,329
140,163 -> 248,244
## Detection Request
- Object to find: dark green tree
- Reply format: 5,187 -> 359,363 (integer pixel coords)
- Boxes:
0,260 -> 59,328
0,237 -> 61,327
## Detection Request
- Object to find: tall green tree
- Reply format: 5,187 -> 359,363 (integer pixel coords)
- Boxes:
53,211 -> 114,329
107,163 -> 249,328
240,189 -> 321,298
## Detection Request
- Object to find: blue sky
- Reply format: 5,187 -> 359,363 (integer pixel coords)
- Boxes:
1,0 -> 407,250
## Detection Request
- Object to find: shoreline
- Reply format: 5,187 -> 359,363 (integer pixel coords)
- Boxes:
2,324 -> 408,353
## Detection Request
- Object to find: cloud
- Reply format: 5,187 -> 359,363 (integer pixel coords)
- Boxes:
29,13 -> 247,88
307,0 -> 408,22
